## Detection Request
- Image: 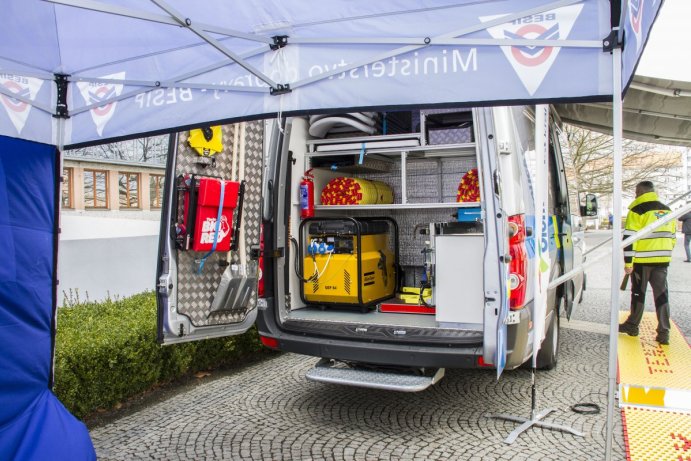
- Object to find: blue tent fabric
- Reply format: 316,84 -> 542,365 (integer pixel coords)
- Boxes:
0,0 -> 662,148
0,135 -> 95,460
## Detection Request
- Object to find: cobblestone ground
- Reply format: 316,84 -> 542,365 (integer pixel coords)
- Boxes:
91,328 -> 620,461
91,231 -> 690,460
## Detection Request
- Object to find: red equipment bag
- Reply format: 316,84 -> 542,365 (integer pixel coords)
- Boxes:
184,177 -> 241,252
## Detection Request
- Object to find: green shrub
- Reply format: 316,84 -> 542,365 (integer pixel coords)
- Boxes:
53,292 -> 267,419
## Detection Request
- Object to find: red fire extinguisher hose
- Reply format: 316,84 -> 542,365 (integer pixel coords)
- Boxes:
300,169 -> 314,219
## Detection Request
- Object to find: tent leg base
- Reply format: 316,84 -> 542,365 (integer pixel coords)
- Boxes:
487,408 -> 585,444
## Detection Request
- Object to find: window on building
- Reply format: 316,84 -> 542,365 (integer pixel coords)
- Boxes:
150,174 -> 165,208
119,172 -> 140,208
84,169 -> 108,208
62,167 -> 73,208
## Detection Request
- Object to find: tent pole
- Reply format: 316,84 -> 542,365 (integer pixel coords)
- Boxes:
150,0 -> 280,90
291,0 -> 582,90
46,0 -> 273,45
605,42 -> 624,461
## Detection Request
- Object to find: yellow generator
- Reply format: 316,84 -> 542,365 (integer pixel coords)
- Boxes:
300,218 -> 398,308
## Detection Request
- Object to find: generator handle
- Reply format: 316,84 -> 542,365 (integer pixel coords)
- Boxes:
356,216 -> 400,294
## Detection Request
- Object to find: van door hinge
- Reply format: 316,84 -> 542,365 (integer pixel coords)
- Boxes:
158,277 -> 172,295
250,245 -> 261,260
267,247 -> 285,258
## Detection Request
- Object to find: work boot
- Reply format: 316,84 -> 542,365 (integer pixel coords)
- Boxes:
618,323 -> 639,336
656,332 -> 670,345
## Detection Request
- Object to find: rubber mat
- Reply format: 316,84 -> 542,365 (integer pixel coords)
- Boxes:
618,311 -> 691,460
618,312 -> 691,410
622,407 -> 691,461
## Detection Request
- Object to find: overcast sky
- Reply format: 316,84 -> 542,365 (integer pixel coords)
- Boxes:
637,0 -> 691,81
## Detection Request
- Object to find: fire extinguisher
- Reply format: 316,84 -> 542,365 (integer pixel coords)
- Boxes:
299,169 -> 314,219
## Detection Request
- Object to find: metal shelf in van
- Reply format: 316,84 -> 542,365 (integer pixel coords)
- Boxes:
315,201 -> 479,210
307,141 -> 476,159
307,133 -> 421,148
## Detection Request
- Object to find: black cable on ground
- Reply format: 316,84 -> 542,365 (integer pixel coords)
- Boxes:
571,403 -> 601,415
569,391 -> 605,415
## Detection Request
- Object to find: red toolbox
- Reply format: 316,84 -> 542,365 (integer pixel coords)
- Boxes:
184,177 -> 241,252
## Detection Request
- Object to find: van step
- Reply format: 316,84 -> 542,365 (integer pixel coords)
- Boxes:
305,360 -> 445,392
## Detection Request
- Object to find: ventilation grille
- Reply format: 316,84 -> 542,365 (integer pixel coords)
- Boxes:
344,270 -> 351,294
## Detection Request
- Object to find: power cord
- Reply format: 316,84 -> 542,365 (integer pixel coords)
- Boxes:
571,403 -> 600,415
289,237 -> 318,283
570,391 -> 605,415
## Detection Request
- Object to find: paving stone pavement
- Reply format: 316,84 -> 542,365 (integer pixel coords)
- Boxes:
91,325 -> 622,461
90,231 -> 691,460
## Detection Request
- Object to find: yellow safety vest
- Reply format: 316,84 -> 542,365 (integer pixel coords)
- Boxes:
623,192 -> 676,267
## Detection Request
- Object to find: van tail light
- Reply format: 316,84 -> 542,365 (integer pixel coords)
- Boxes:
260,335 -> 278,349
477,355 -> 494,368
508,214 -> 527,310
258,224 -> 265,298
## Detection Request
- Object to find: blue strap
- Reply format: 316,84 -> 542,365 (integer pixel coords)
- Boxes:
197,179 -> 226,274
359,143 -> 366,164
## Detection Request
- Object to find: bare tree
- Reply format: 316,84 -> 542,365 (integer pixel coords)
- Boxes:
560,124 -> 683,197
67,135 -> 168,164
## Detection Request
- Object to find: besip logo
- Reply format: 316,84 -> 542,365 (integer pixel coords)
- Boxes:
505,23 -> 560,67
0,74 -> 44,134
481,4 -> 584,95
629,0 -> 644,52
76,72 -> 125,136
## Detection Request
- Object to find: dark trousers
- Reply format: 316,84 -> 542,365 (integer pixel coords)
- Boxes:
625,265 -> 670,334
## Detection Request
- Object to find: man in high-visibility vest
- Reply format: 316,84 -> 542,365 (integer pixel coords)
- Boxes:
619,181 -> 677,345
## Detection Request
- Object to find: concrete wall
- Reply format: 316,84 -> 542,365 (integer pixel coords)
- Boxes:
58,215 -> 160,306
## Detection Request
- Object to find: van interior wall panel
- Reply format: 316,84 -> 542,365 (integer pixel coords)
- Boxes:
317,208 -> 472,290
175,123 -> 263,327
318,156 -> 478,265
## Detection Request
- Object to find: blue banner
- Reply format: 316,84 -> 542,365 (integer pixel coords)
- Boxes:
0,0 -> 623,146
621,0 -> 663,89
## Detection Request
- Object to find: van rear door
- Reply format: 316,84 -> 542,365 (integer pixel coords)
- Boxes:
156,124 -> 265,345
475,108 -> 510,377
550,125 -> 580,319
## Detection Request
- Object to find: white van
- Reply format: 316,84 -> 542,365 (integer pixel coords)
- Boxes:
156,105 -> 593,391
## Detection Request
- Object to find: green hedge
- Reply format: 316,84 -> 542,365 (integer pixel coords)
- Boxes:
54,292 -> 267,419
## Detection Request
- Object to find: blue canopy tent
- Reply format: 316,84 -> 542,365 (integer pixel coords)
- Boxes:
0,0 -> 676,459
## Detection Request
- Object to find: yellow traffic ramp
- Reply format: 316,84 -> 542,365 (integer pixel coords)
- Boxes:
622,407 -> 691,461
618,312 -> 691,411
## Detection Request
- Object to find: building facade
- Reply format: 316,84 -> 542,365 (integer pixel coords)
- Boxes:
61,157 -> 165,219
59,137 -> 168,306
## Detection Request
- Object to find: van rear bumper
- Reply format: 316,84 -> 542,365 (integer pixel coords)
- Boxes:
256,298 -> 533,370
265,329 -> 483,368
257,305 -> 483,369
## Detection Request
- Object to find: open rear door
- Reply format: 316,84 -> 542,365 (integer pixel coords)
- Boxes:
156,123 -> 264,344
476,108 -> 510,377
